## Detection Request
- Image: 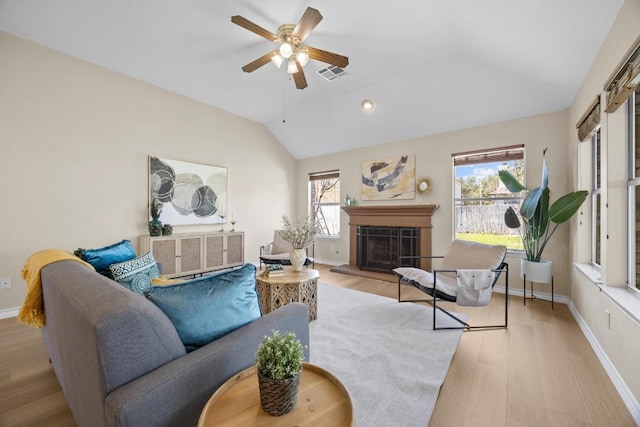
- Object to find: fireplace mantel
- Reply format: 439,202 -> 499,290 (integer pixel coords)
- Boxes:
342,205 -> 439,271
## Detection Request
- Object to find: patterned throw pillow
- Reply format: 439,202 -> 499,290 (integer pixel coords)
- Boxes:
109,252 -> 160,294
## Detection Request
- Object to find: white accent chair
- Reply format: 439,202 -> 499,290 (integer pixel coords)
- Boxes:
393,239 -> 508,330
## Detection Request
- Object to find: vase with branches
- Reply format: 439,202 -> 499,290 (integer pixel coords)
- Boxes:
276,214 -> 318,272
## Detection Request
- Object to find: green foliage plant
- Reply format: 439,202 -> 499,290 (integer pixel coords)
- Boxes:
255,330 -> 304,381
276,215 -> 319,249
498,148 -> 588,262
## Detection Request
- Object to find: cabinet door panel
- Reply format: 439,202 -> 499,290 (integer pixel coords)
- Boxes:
205,235 -> 225,270
179,236 -> 203,274
150,239 -> 178,276
226,233 -> 244,266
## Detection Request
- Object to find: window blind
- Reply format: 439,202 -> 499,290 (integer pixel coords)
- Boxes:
576,97 -> 601,141
604,36 -> 640,113
309,169 -> 339,181
452,144 -> 524,166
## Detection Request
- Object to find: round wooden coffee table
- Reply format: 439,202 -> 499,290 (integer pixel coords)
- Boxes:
198,362 -> 354,426
256,267 -> 319,321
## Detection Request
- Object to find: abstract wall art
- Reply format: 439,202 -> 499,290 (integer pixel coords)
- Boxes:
149,156 -> 227,225
361,155 -> 415,200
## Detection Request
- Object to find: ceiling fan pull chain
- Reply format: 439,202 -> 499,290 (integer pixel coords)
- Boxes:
282,80 -> 287,123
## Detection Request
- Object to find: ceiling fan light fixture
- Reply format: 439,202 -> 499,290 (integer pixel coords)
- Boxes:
361,99 -> 375,111
287,59 -> 298,74
296,47 -> 309,67
271,53 -> 284,68
279,42 -> 293,59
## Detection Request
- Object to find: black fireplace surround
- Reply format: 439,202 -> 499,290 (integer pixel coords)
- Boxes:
357,226 -> 419,273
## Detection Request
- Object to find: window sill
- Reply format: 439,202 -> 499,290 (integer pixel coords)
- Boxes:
574,262 -> 640,325
315,235 -> 340,241
574,262 -> 602,285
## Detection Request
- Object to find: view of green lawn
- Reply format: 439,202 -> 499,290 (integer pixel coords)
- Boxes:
455,233 -> 523,250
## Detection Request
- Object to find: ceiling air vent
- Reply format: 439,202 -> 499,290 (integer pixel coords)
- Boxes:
317,65 -> 347,82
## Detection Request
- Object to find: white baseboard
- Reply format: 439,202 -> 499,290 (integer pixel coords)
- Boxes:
567,300 -> 640,425
0,307 -> 19,319
492,285 -> 569,305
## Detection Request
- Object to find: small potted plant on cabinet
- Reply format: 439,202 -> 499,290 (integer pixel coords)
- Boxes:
498,148 -> 588,282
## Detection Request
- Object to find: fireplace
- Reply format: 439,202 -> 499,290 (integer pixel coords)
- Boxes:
357,226 -> 419,272
342,205 -> 439,272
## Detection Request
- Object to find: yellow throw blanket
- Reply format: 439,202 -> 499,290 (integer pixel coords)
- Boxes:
19,249 -> 94,328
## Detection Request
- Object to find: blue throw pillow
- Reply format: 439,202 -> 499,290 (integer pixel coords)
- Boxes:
110,252 -> 160,294
145,264 -> 262,352
76,240 -> 136,278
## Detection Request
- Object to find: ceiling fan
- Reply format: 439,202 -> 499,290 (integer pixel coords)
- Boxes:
231,7 -> 349,90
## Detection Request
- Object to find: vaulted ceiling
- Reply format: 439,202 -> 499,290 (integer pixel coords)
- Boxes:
0,1 -> 625,159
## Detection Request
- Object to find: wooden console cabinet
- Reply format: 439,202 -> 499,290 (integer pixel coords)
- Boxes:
139,232 -> 244,278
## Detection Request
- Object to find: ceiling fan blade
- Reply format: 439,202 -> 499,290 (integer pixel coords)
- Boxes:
241,51 -> 278,73
291,7 -> 323,42
307,46 -> 349,68
231,15 -> 278,42
293,64 -> 308,90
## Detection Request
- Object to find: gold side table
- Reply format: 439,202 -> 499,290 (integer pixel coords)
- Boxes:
256,267 -> 319,321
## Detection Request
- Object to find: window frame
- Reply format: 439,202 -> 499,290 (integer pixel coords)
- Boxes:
309,170 -> 340,239
451,145 -> 525,251
591,129 -> 602,267
627,90 -> 640,292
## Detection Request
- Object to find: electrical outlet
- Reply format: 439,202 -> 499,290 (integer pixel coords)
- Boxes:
0,277 -> 11,289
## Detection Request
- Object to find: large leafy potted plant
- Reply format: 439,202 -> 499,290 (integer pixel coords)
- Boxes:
498,148 -> 588,282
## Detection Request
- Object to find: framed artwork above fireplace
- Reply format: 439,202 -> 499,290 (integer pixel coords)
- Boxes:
361,155 -> 415,200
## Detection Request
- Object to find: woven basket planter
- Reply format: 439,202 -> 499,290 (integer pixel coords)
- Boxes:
257,370 -> 301,416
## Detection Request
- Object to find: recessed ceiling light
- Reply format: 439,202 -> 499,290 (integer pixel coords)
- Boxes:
361,99 -> 375,111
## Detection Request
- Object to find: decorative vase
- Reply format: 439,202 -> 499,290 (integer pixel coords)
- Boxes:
520,259 -> 553,283
148,219 -> 163,237
161,224 -> 173,236
289,248 -> 306,272
257,370 -> 301,416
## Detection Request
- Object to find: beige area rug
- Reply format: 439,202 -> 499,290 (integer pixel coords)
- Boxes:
310,283 -> 465,427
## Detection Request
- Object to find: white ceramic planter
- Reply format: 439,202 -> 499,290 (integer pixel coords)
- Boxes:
520,259 -> 553,283
289,248 -> 306,272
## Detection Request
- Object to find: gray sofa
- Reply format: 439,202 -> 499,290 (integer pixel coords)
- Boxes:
40,260 -> 310,427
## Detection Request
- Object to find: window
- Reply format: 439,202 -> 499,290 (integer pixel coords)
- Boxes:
592,130 -> 602,267
628,89 -> 640,290
309,170 -> 340,237
452,145 -> 524,250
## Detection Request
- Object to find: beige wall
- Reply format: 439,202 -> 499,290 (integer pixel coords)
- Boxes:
568,0 -> 640,407
0,32 -> 297,312
298,110 -> 571,295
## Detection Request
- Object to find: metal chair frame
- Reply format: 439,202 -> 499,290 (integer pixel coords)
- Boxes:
397,254 -> 509,331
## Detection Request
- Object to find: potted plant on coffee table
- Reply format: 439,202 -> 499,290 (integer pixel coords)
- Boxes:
255,330 -> 305,416
498,148 -> 588,282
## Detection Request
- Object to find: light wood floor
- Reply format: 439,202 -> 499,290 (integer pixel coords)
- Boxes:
0,264 -> 636,426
